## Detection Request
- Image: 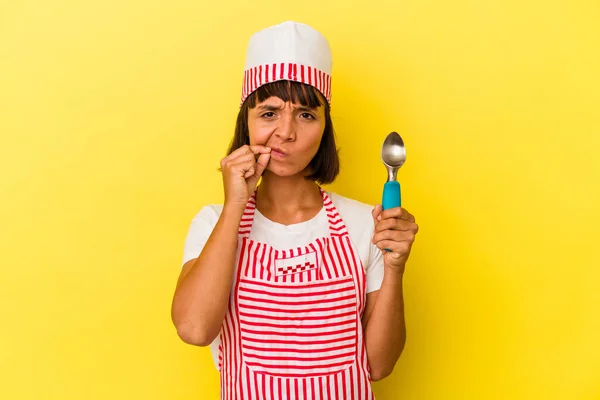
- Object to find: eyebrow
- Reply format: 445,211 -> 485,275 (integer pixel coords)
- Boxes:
256,105 -> 281,112
296,106 -> 317,112
256,104 -> 317,112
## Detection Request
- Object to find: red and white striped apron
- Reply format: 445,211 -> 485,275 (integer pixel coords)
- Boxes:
218,188 -> 375,400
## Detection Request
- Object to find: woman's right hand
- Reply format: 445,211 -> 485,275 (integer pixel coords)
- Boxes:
220,145 -> 271,208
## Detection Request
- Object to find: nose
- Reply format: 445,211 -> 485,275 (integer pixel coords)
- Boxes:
274,113 -> 296,141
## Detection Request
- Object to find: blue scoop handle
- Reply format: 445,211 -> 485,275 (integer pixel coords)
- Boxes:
382,181 -> 402,210
381,181 -> 402,252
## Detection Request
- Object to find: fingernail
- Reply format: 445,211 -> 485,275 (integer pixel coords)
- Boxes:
377,215 -> 381,221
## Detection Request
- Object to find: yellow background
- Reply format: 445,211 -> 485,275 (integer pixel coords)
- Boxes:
1,0 -> 599,399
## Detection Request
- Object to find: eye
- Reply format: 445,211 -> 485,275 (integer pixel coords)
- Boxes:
300,112 -> 315,120
262,111 -> 276,118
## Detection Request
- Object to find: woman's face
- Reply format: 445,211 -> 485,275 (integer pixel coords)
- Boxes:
247,96 -> 326,178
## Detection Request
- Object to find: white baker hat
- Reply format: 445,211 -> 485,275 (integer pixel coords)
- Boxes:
240,21 -> 333,106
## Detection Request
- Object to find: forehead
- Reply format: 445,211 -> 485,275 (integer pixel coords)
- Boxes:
254,96 -> 323,110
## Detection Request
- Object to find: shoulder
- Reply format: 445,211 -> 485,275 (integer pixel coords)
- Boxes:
184,204 -> 224,246
181,204 -> 224,266
189,204 -> 223,225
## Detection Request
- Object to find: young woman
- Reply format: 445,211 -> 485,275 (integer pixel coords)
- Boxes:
171,21 -> 419,399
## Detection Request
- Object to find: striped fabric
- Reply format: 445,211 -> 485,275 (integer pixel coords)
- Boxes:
238,275 -> 357,377
241,62 -> 332,106
219,188 -> 374,399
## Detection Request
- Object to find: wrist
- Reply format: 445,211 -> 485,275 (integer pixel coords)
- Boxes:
383,263 -> 405,283
222,203 -> 246,220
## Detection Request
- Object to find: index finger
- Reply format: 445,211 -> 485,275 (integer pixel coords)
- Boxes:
249,145 -> 272,154
225,145 -> 271,162
379,207 -> 415,222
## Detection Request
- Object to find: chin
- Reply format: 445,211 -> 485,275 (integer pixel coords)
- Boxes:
265,167 -> 296,177
265,165 -> 308,178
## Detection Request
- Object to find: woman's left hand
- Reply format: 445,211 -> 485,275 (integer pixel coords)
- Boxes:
372,205 -> 419,272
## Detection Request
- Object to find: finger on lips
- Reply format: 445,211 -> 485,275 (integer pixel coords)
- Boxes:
232,156 -> 255,167
228,153 -> 256,170
225,145 -> 270,163
256,152 -> 271,165
249,145 -> 272,154
228,145 -> 251,159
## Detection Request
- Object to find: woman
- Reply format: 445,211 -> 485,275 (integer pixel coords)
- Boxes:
171,21 -> 419,399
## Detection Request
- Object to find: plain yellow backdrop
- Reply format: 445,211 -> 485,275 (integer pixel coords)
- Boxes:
1,0 -> 599,399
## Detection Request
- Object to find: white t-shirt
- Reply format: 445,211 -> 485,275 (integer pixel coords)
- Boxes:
181,190 -> 384,369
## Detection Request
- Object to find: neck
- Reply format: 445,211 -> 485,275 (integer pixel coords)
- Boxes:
255,171 -> 323,224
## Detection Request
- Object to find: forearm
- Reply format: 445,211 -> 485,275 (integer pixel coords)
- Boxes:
171,205 -> 244,346
364,266 -> 406,380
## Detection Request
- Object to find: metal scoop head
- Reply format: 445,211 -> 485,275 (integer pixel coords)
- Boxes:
381,131 -> 406,182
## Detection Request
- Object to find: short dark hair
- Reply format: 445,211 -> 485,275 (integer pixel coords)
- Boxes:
226,80 -> 340,185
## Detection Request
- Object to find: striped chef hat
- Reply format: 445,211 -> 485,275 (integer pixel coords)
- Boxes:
241,21 -> 333,106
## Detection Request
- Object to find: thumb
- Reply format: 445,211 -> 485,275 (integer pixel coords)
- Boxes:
372,204 -> 383,226
254,152 -> 271,177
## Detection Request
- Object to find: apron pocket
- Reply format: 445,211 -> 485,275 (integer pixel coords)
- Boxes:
237,275 -> 358,378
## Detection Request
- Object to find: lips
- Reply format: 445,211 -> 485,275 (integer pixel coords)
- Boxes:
270,147 -> 288,158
